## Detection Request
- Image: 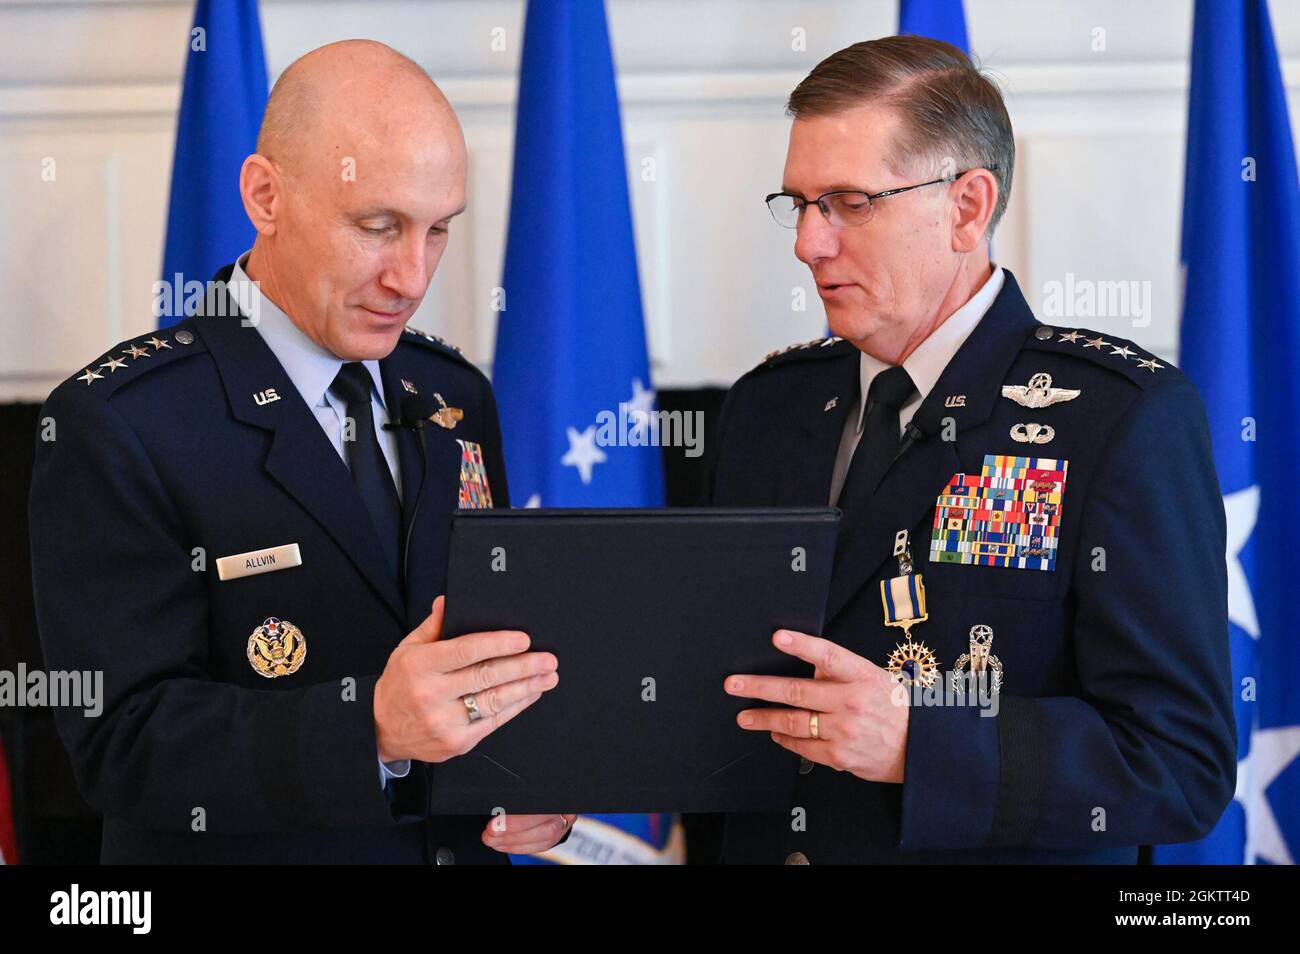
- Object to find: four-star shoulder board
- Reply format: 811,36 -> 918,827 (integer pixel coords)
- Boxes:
403,325 -> 463,355
753,336 -> 857,374
1024,325 -> 1171,388
71,327 -> 204,397
401,325 -> 493,382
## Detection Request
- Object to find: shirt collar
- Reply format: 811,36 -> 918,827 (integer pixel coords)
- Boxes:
232,251 -> 387,411
855,265 -> 1005,430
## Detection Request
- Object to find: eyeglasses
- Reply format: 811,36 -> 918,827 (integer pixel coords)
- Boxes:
765,167 -> 997,229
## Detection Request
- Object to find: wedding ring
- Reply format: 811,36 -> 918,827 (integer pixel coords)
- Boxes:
463,694 -> 482,723
809,712 -> 820,739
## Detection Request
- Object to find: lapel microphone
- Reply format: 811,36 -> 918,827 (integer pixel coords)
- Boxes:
383,393 -> 439,432
384,392 -> 439,587
898,402 -> 943,457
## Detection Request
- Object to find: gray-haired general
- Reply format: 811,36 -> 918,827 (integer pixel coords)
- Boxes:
706,35 -> 1235,863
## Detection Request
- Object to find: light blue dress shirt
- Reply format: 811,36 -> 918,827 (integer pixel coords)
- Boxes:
231,252 -> 411,789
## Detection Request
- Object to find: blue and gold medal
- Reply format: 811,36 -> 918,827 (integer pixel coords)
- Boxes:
880,530 -> 938,688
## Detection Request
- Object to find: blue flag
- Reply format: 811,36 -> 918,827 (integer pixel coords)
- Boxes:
492,0 -> 677,864
1157,0 -> 1300,865
899,0 -> 969,52
160,0 -> 267,328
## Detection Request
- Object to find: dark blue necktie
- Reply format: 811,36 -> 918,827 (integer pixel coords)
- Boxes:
836,365 -> 917,521
329,362 -> 402,579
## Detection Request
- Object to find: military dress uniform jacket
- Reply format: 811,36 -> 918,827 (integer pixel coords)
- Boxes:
29,267 -> 510,863
703,271 -> 1236,864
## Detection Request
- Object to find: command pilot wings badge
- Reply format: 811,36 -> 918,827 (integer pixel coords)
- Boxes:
1001,372 -> 1081,409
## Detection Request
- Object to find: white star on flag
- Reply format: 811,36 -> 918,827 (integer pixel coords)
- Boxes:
1224,486 -> 1260,638
561,425 -> 607,484
627,378 -> 656,439
1237,723 -> 1300,864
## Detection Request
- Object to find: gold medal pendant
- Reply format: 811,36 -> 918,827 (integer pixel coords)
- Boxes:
247,616 -> 306,678
880,530 -> 939,688
887,637 -> 939,688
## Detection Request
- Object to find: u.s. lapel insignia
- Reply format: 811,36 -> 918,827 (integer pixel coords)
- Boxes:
880,530 -> 939,688
952,624 -> 1003,694
1010,422 -> 1055,444
401,379 -> 418,394
945,394 -> 966,407
430,392 -> 464,430
247,616 -> 306,678
1001,372 -> 1080,409
824,397 -> 838,412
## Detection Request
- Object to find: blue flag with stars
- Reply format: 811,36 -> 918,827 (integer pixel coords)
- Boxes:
1156,0 -> 1300,865
492,0 -> 678,865
899,0 -> 969,52
160,0 -> 267,328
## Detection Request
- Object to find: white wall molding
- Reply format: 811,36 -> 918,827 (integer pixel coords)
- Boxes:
3,0 -> 1299,400
5,58 -> 1300,121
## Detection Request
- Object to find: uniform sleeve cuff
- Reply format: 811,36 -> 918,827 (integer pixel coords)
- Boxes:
897,690 -> 1001,850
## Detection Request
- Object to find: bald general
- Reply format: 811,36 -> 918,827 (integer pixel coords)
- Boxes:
239,39 -> 467,361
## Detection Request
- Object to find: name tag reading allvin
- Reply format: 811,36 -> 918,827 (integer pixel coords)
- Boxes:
216,543 -> 302,581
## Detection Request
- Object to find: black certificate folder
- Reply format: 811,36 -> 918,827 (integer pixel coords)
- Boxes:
431,508 -> 840,814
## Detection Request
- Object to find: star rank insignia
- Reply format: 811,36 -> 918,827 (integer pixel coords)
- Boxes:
146,336 -> 172,351
98,356 -> 127,373
1082,335 -> 1110,350
77,367 -> 103,385
124,344 -> 151,360
406,326 -> 462,355
1109,345 -> 1136,359
1058,330 -> 1084,343
1136,357 -> 1165,372
764,336 -> 842,362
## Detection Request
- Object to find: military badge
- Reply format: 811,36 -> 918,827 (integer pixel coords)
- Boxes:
880,530 -> 939,688
887,639 -> 940,689
952,624 -> 1003,694
930,455 -> 1069,571
457,440 -> 494,509
1001,372 -> 1080,408
430,392 -> 464,430
246,616 -> 306,678
1010,422 -> 1055,444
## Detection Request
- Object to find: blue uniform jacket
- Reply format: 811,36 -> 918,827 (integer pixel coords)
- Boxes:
29,266 -> 510,863
703,271 -> 1236,864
